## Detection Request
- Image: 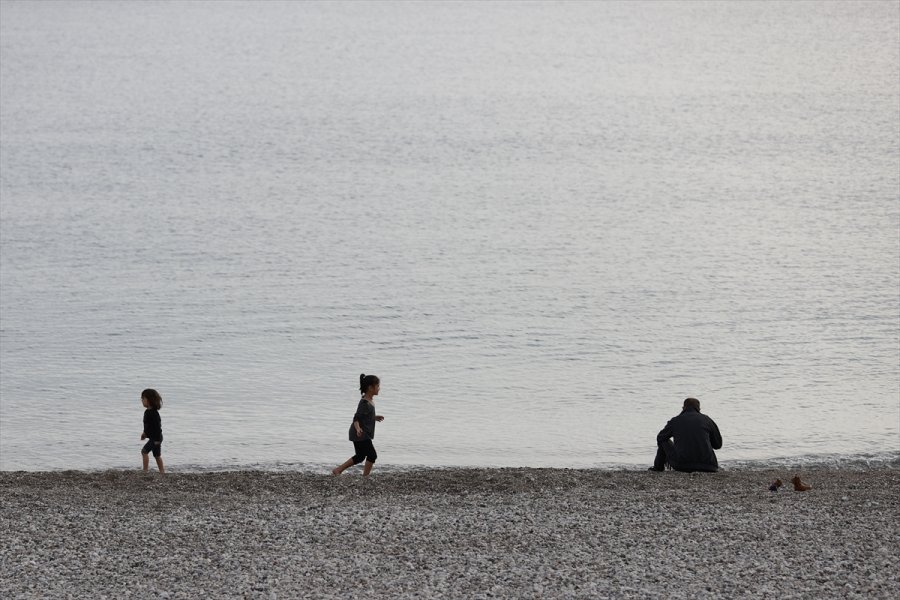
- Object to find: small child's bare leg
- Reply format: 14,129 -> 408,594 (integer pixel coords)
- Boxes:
363,460 -> 374,476
141,452 -> 149,471
155,456 -> 165,474
332,458 -> 355,475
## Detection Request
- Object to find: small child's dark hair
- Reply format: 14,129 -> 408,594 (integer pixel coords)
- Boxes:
359,373 -> 380,394
142,388 -> 163,410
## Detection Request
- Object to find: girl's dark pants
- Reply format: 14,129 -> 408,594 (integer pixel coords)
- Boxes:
351,440 -> 377,464
142,439 -> 162,457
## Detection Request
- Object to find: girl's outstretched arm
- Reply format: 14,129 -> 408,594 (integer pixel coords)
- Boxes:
376,416 -> 384,422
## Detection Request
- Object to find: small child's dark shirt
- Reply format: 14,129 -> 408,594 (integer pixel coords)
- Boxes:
143,408 -> 163,442
349,399 -> 376,441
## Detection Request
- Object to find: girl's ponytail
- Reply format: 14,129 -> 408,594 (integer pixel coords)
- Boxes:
359,373 -> 380,395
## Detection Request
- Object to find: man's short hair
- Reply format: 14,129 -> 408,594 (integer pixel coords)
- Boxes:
683,397 -> 701,411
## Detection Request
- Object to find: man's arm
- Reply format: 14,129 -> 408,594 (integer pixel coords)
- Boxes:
709,419 -> 722,450
656,420 -> 674,445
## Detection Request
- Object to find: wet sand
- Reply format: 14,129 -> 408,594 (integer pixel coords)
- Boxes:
1,467 -> 898,598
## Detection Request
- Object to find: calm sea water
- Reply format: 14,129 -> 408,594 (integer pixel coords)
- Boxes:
1,1 -> 898,472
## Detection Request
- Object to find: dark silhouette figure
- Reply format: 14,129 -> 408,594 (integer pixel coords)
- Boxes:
650,397 -> 722,473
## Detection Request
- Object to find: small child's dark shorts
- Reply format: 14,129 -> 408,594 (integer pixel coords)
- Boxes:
351,439 -> 377,464
142,439 -> 162,457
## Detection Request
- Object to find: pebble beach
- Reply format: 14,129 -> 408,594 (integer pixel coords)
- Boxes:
1,467 -> 898,599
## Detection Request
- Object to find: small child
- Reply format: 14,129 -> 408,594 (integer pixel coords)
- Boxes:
140,388 -> 165,474
332,374 -> 385,476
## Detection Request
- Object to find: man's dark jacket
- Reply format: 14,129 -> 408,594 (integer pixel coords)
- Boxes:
657,407 -> 722,472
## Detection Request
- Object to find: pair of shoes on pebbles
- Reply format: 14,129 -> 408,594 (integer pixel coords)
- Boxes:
769,475 -> 811,492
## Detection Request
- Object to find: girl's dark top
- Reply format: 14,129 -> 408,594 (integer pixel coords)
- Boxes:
348,398 -> 376,441
143,408 -> 163,442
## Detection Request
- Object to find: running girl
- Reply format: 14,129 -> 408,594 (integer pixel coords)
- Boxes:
332,374 -> 384,476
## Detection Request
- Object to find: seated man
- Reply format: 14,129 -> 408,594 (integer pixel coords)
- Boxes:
650,397 -> 722,472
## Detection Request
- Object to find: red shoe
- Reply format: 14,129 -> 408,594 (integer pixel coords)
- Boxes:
790,475 -> 811,491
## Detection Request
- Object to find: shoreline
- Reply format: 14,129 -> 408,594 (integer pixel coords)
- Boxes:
2,467 -> 899,598
3,450 -> 898,475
